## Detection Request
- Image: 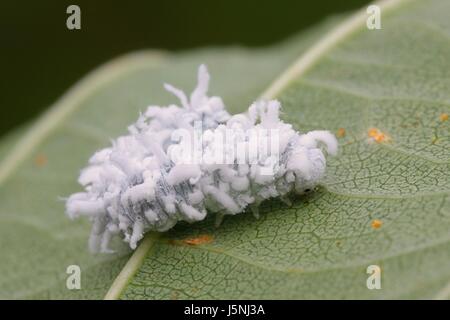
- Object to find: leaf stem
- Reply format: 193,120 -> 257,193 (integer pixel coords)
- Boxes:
104,232 -> 160,300
261,0 -> 409,100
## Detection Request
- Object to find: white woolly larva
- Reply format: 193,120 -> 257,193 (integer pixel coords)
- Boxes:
66,65 -> 338,253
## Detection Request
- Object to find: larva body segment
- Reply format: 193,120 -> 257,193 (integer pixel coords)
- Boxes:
66,66 -> 338,253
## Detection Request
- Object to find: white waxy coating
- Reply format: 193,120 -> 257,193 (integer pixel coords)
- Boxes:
66,65 -> 338,253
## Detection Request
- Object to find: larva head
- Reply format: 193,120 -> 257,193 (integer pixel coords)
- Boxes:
286,146 -> 326,195
286,130 -> 338,194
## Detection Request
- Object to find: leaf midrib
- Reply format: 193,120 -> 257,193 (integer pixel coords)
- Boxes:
104,233 -> 160,300
261,0 -> 409,99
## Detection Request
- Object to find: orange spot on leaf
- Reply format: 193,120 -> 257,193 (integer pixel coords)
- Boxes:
34,154 -> 48,167
182,234 -> 214,246
371,219 -> 383,229
336,128 -> 346,138
440,113 -> 449,122
368,128 -> 388,143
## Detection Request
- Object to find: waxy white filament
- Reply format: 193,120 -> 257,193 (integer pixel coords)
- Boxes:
66,65 -> 338,253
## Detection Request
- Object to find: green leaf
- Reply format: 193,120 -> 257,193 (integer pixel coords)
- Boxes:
0,19 -> 330,298
117,0 -> 450,299
2,0 -> 449,300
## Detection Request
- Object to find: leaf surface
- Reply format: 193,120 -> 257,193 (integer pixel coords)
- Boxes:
120,0 -> 450,299
3,0 -> 449,300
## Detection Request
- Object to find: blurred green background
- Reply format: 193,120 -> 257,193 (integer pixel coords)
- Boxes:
0,0 -> 370,138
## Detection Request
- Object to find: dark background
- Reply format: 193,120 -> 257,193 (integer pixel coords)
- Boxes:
0,0 -> 370,138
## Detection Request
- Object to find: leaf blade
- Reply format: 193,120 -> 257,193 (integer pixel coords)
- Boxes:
119,0 -> 450,299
